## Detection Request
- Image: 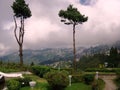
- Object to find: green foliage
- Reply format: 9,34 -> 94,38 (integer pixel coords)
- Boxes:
78,47 -> 120,69
7,79 -> 21,90
92,79 -> 105,90
110,47 -> 118,56
30,61 -> 34,66
108,47 -> 120,67
71,74 -> 84,83
115,73 -> 120,89
65,83 -> 91,90
59,4 -> 88,24
20,82 -> 51,90
78,54 -> 108,70
83,74 -> 95,85
31,65 -> 50,77
44,70 -> 69,90
15,77 -> 32,87
11,0 -> 31,18
85,68 -> 120,73
0,62 -> 28,73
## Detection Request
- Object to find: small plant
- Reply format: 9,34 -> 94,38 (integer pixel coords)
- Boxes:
92,79 -> 105,90
7,79 -> 21,90
44,70 -> 69,90
15,77 -> 32,87
83,74 -> 95,85
115,73 -> 120,90
71,74 -> 84,83
31,65 -> 50,77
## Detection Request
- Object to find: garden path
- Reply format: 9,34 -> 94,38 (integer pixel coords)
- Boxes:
0,71 -> 31,78
99,74 -> 117,90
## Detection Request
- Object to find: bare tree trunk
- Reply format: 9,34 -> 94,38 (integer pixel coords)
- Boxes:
13,16 -> 24,65
73,24 -> 76,71
19,45 -> 23,65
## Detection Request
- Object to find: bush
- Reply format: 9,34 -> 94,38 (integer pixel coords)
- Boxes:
31,65 -> 50,77
15,77 -> 32,87
86,68 -> 120,73
71,74 -> 83,83
83,74 -> 95,85
7,79 -> 21,90
44,70 -> 69,90
92,79 -> 105,90
115,75 -> 120,90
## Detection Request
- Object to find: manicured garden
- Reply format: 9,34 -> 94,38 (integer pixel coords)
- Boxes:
1,63 -> 120,90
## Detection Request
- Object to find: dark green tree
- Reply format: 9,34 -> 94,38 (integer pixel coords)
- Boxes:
110,47 -> 118,57
109,47 -> 119,67
11,0 -> 32,65
58,5 -> 88,71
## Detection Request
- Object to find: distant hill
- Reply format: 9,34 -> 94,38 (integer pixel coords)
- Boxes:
1,41 -> 120,65
0,47 -> 84,64
82,41 -> 120,56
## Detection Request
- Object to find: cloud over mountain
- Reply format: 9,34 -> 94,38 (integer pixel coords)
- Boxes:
0,0 -> 120,55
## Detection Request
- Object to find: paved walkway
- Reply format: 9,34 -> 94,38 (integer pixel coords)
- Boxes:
99,74 -> 117,90
0,71 -> 31,78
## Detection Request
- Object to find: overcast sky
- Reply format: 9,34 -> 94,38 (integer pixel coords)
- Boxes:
0,0 -> 120,56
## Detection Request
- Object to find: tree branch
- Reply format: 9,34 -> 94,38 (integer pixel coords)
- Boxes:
13,16 -> 20,45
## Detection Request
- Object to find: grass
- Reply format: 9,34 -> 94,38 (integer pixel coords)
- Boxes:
21,74 -> 92,90
21,74 -> 51,90
65,83 -> 91,90
97,79 -> 105,90
21,82 -> 91,90
20,82 -> 50,90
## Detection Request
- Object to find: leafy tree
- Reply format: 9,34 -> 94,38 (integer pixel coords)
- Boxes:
110,47 -> 118,57
58,5 -> 88,71
11,0 -> 32,65
109,47 -> 119,67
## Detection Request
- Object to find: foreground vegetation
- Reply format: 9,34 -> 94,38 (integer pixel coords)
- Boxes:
0,61 -> 28,73
0,63 -> 108,90
114,72 -> 120,90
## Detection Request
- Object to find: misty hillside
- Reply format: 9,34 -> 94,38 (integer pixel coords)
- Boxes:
1,41 -> 120,65
0,48 -> 84,64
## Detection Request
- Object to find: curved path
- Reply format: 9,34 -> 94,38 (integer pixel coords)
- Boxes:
99,74 -> 117,90
0,71 -> 31,78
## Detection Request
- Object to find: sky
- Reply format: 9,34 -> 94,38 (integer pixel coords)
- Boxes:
0,0 -> 120,56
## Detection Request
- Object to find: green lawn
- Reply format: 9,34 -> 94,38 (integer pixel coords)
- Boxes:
20,82 -> 50,90
65,83 -> 91,90
21,82 -> 91,90
21,74 -> 51,90
20,74 -> 92,90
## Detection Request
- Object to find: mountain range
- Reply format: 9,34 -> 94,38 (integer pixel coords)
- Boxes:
1,41 -> 120,65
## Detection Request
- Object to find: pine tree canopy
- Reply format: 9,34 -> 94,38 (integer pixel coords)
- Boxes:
11,0 -> 32,19
59,5 -> 88,25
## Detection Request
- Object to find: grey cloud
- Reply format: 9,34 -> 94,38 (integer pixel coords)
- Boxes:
0,0 -> 120,56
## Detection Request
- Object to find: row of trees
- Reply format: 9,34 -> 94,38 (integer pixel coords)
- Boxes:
11,0 -> 88,71
78,47 -> 120,69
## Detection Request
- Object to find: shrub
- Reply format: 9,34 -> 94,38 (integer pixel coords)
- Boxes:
85,68 -> 120,73
31,65 -> 50,77
115,74 -> 120,90
83,74 -> 95,85
15,77 -> 32,87
71,74 -> 83,83
7,79 -> 21,90
44,70 -> 69,90
92,79 -> 105,90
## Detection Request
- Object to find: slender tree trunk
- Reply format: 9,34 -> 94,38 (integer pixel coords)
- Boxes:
73,24 -> 76,71
13,16 -> 24,65
19,45 -> 23,65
